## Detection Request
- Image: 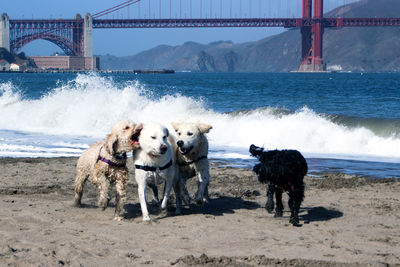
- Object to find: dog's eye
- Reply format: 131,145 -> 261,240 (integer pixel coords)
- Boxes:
187,132 -> 193,136
151,136 -> 156,139
125,126 -> 130,130
177,132 -> 181,136
163,136 -> 167,139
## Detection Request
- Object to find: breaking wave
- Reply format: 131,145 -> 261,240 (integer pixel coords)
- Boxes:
1,73 -> 399,162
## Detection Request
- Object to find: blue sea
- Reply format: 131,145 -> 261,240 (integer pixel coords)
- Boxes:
0,72 -> 399,178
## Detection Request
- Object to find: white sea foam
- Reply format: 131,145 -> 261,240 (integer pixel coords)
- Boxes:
0,74 -> 399,162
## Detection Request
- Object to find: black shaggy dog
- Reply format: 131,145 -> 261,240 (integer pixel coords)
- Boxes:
249,144 -> 308,226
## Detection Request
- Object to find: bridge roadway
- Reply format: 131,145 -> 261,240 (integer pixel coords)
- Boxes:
9,17 -> 400,29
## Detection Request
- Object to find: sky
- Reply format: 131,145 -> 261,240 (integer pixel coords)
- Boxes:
2,0 -> 357,57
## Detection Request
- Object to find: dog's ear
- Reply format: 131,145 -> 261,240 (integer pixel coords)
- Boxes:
171,122 -> 180,132
105,133 -> 118,155
133,123 -> 143,133
198,124 -> 212,134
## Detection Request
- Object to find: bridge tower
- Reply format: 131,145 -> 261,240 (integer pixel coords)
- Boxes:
299,0 -> 326,71
0,13 -> 10,52
84,13 -> 93,57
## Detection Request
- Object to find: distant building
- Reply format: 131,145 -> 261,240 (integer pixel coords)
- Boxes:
9,63 -> 25,71
29,56 -> 99,70
0,59 -> 10,71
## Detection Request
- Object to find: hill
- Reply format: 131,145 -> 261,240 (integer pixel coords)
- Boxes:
99,0 -> 400,72
0,48 -> 37,69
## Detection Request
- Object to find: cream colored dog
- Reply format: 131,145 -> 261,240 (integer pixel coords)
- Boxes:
132,123 -> 179,221
172,122 -> 212,206
73,120 -> 142,220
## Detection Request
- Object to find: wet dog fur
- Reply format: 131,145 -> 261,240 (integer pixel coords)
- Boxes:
73,120 -> 142,220
249,144 -> 307,226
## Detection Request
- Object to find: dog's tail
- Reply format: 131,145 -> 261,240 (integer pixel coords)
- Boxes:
249,144 -> 264,157
73,169 -> 89,207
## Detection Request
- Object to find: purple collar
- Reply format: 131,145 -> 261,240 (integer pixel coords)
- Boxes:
98,156 -> 126,168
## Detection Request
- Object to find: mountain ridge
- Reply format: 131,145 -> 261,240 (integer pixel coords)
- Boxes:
99,0 -> 400,72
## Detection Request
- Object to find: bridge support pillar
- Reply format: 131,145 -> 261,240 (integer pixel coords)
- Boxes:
73,14 -> 83,56
0,13 -> 10,52
84,13 -> 93,57
299,0 -> 326,72
300,0 -> 312,67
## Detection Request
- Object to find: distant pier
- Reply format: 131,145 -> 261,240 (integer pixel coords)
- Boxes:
1,69 -> 175,74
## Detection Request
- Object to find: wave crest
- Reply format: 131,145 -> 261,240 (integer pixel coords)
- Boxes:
0,73 -> 399,161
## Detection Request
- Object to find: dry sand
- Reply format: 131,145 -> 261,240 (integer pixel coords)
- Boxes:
0,157 -> 399,266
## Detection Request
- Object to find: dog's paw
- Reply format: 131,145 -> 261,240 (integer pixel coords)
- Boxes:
289,216 -> 301,227
142,215 -> 151,222
175,207 -> 182,215
265,201 -> 274,213
274,211 -> 283,217
113,216 -> 124,222
72,200 -> 82,208
98,198 -> 110,210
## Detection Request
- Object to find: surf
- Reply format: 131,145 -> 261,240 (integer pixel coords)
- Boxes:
0,73 -> 399,163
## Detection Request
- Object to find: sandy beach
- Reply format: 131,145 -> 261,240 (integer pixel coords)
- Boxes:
0,157 -> 399,266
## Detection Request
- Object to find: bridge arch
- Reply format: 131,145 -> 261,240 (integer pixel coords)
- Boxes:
12,33 -> 78,56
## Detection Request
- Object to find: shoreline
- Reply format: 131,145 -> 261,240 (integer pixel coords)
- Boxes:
1,157 -> 399,266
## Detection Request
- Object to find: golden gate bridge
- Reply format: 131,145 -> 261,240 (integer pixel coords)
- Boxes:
1,0 -> 400,71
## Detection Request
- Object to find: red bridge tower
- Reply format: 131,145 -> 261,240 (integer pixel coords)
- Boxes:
299,0 -> 326,71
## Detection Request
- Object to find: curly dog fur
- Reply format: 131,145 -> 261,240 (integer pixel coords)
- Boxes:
249,144 -> 307,226
73,120 -> 142,220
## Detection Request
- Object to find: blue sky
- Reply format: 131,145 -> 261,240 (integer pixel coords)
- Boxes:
3,0 -> 355,56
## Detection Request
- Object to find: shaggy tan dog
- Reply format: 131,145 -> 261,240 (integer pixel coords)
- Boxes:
172,122 -> 212,207
73,120 -> 142,220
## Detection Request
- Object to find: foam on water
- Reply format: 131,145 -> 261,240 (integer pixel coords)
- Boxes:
0,73 -> 399,163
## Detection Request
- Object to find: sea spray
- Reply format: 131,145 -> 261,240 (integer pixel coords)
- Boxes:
0,73 -> 399,163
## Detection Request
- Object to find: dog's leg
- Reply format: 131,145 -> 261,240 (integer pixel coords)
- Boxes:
73,170 -> 89,207
203,182 -> 210,204
265,183 -> 275,213
97,175 -> 111,210
288,187 -> 304,226
194,169 -> 210,205
114,178 -> 127,221
274,187 -> 283,217
149,182 -> 160,205
90,166 -> 111,210
160,178 -> 173,211
178,177 -> 191,205
137,178 -> 151,221
173,178 -> 182,215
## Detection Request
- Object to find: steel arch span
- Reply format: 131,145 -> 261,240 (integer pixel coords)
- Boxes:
9,18 -> 84,57
12,33 -> 76,56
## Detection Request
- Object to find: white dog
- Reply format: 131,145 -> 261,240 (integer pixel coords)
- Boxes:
171,122 -> 212,206
133,123 -> 180,221
74,120 -> 142,220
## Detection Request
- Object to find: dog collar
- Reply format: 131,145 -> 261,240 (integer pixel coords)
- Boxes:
114,152 -> 127,160
98,156 -> 126,168
178,155 -> 207,166
135,159 -> 173,172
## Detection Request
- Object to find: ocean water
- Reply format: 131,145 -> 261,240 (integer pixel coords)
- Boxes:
0,72 -> 399,178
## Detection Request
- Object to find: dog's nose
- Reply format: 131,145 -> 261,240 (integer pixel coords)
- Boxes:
160,144 -> 168,153
177,140 -> 184,147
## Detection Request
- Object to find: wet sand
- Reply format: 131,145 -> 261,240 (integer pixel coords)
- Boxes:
0,157 -> 399,266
